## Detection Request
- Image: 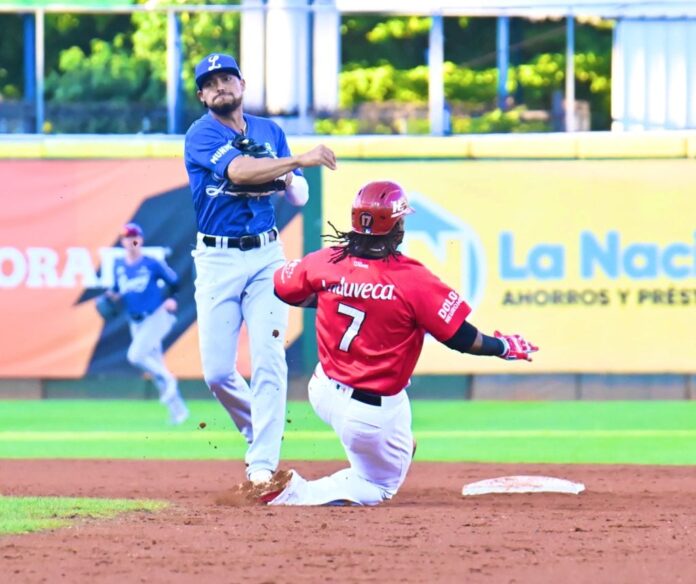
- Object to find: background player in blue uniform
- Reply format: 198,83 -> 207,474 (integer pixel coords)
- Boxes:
106,223 -> 189,425
184,53 -> 337,484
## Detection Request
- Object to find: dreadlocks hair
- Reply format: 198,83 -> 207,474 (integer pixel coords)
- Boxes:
322,221 -> 404,264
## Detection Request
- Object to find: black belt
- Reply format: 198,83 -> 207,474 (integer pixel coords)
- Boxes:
130,313 -> 148,323
202,228 -> 277,251
350,388 -> 382,407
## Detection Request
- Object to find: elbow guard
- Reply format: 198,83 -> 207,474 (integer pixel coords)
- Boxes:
443,321 -> 478,353
285,176 -> 309,206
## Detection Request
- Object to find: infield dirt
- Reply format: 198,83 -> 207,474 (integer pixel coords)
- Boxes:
1,460 -> 694,583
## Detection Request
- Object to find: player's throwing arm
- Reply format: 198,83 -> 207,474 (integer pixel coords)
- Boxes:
183,52 -> 336,486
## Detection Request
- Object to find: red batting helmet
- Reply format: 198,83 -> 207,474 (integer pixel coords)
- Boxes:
351,181 -> 414,236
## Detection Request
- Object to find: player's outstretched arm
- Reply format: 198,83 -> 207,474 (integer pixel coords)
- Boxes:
227,144 -> 337,185
443,321 -> 538,361
493,330 -> 539,361
294,145 -> 337,170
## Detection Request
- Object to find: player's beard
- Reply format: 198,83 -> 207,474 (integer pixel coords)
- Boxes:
207,94 -> 243,116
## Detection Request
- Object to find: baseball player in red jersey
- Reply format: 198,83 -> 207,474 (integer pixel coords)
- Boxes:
266,181 -> 538,506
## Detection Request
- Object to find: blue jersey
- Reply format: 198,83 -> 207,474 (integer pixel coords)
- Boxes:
112,256 -> 178,318
184,112 -> 301,237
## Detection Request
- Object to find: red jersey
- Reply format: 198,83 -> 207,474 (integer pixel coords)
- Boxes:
274,247 -> 471,396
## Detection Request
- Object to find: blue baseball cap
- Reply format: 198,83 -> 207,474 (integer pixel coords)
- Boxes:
195,53 -> 241,89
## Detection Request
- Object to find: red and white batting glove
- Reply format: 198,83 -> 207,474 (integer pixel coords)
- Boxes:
494,331 -> 539,361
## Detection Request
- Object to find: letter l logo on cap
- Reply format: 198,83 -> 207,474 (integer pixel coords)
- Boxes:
208,54 -> 221,71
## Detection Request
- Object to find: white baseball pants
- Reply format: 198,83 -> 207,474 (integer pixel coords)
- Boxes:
270,363 -> 413,506
127,304 -> 178,401
192,238 -> 289,478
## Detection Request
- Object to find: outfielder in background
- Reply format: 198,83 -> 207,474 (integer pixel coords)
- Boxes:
104,223 -> 189,425
184,52 -> 337,484
269,181 -> 538,506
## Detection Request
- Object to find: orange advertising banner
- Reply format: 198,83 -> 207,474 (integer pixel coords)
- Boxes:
0,160 -> 303,378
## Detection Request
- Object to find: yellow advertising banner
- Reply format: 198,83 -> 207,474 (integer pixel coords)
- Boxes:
323,159 -> 696,373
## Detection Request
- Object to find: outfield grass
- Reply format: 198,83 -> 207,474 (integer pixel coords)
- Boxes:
0,496 -> 166,535
1,399 -> 695,464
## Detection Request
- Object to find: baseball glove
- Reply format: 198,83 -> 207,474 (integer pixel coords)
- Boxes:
95,294 -> 122,321
228,134 -> 287,195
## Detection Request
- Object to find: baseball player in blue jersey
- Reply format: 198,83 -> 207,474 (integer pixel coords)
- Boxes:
184,52 -> 336,484
106,222 -> 189,425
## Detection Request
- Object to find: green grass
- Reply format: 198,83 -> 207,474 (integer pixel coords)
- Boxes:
1,399 -> 695,464
0,496 -> 166,535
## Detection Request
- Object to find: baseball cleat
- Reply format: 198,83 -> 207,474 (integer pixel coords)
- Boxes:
169,408 -> 189,425
215,470 -> 294,507
249,469 -> 273,484
256,469 -> 293,504
160,380 -> 179,404
324,499 -> 358,507
168,398 -> 189,425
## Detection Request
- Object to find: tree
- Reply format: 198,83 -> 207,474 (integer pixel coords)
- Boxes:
45,0 -> 242,107
0,7 -> 613,133
0,14 -> 27,99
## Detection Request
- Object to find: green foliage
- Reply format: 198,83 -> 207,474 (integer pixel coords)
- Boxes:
0,14 -> 25,98
44,13 -> 133,75
42,0 -> 241,108
316,107 -> 550,136
452,108 -> 550,134
1,10 -> 612,132
336,50 -> 610,132
339,65 -> 429,107
314,117 -> 360,135
339,55 -> 608,108
510,52 -> 611,126
47,40 -> 161,103
341,16 -> 430,69
366,16 -> 431,42
443,63 -> 498,104
337,15 -> 611,131
341,16 -> 499,70
177,6 -> 241,100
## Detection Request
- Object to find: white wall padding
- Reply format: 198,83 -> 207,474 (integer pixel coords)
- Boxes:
265,0 -> 310,115
312,0 -> 340,113
241,0 -> 266,112
613,19 -> 696,130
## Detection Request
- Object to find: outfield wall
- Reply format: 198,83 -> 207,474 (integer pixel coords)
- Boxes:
1,132 -> 695,399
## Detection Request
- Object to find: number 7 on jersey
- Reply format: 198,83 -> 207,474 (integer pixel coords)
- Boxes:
337,303 -> 365,352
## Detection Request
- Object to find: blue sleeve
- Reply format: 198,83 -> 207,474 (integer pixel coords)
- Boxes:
111,262 -> 120,293
153,259 -> 179,289
185,124 -> 241,179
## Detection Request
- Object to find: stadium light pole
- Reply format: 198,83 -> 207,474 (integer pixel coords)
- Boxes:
22,13 -> 38,133
428,11 -> 445,136
565,15 -> 576,132
496,16 -> 510,111
34,9 -> 45,134
22,14 -> 35,107
166,10 -> 184,134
